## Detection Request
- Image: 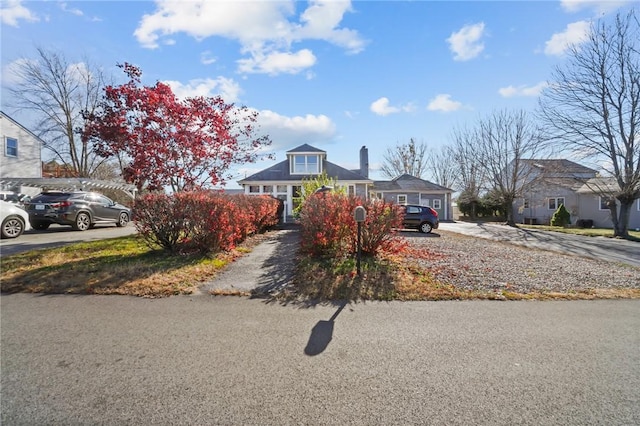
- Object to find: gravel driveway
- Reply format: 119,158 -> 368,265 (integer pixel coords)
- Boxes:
403,229 -> 639,294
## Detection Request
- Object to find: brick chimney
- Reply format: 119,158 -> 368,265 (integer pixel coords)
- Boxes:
359,146 -> 369,178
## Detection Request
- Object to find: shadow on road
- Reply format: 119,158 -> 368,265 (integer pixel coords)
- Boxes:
304,301 -> 347,356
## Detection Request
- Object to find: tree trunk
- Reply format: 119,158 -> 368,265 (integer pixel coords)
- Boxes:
613,200 -> 633,238
504,196 -> 516,226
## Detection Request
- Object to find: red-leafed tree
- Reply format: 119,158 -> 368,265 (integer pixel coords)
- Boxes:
82,63 -> 272,192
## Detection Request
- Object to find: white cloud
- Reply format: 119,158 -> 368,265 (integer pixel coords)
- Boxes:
427,94 -> 462,112
544,20 -> 590,56
60,2 -> 83,17
560,0 -> 629,14
447,22 -> 486,61
255,110 -> 336,150
164,77 -> 242,103
200,51 -> 217,65
133,0 -> 365,75
369,97 -> 414,116
498,82 -> 549,98
1,58 -> 31,85
370,97 -> 398,116
237,49 -> 317,75
0,0 -> 39,26
295,0 -> 365,54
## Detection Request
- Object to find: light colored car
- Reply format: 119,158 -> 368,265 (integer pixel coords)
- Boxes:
0,200 -> 31,239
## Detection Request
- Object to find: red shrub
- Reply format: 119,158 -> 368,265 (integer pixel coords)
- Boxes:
298,193 -> 405,257
348,198 -> 405,256
298,192 -> 353,256
134,191 -> 280,255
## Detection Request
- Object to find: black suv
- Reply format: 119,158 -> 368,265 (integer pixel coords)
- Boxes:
401,204 -> 439,233
26,191 -> 131,231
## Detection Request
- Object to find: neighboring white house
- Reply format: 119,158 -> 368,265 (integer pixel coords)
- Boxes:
0,111 -> 44,195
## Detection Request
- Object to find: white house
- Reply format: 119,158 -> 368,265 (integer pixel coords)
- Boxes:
0,111 -> 44,195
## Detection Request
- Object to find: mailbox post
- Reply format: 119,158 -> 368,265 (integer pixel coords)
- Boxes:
354,206 -> 367,276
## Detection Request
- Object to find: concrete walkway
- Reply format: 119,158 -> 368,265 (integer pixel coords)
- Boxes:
439,222 -> 640,267
199,227 -> 299,295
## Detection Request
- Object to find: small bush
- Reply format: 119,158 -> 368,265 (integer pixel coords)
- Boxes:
550,204 -> 571,227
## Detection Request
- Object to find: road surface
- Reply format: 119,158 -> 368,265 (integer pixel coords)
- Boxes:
0,223 -> 137,257
2,294 -> 638,425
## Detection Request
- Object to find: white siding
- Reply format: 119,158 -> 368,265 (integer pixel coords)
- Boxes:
0,114 -> 42,179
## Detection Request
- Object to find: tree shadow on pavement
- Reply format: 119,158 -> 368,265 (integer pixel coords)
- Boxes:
250,229 -> 300,297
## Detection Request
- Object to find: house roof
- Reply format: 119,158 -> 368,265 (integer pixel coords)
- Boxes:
286,144 -> 326,154
1,110 -> 47,146
576,177 -> 621,194
372,174 -> 452,192
529,176 -> 592,192
238,158 -> 371,183
522,159 -> 597,176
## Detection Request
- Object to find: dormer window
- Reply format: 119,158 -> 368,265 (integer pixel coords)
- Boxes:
291,154 -> 321,174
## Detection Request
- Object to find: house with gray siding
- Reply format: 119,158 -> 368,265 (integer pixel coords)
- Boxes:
513,159 -> 640,229
238,144 -> 454,221
372,174 -> 453,221
238,144 -> 373,217
576,177 -> 640,230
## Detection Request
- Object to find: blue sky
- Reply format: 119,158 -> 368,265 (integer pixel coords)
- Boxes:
1,0 -> 635,188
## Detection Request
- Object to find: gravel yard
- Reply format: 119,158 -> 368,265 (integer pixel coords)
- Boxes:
405,230 -> 640,294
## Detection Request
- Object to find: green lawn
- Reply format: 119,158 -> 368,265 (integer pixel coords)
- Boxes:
519,224 -> 640,240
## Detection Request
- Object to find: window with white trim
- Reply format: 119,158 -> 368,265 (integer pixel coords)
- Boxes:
291,155 -> 320,174
276,185 -> 287,193
548,197 -> 565,210
397,194 -> 407,205
249,185 -> 260,193
523,199 -> 530,209
263,185 -> 273,194
5,137 -> 17,157
599,196 -> 613,210
432,199 -> 441,209
347,185 -> 355,196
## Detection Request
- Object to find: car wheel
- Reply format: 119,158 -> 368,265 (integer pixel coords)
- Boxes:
30,221 -> 50,231
116,212 -> 129,227
1,216 -> 25,239
73,212 -> 91,231
419,221 -> 433,234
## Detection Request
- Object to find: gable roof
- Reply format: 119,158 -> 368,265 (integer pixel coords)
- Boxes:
238,158 -> 371,183
286,144 -> 326,154
522,159 -> 597,176
372,174 -> 452,192
1,110 -> 46,146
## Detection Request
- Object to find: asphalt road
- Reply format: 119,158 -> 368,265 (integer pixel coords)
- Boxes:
2,294 -> 639,425
0,223 -> 137,257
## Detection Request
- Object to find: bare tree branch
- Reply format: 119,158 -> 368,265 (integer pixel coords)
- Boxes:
537,10 -> 640,237
7,47 -> 114,178
380,138 -> 429,179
